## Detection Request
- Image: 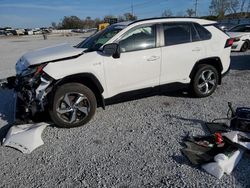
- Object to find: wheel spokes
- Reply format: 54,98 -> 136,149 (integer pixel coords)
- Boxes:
206,71 -> 214,80
63,94 -> 71,107
204,83 -> 209,94
56,108 -> 73,115
201,72 -> 206,81
69,110 -> 77,123
198,82 -> 206,89
74,95 -> 86,105
77,106 -> 88,115
57,92 -> 90,124
208,79 -> 216,86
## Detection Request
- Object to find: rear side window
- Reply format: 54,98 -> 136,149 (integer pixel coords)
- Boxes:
163,23 -> 191,46
193,23 -> 212,40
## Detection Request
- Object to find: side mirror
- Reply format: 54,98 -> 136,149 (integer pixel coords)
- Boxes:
103,43 -> 120,59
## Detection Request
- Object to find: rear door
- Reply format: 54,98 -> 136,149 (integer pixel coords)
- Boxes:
160,22 -> 207,85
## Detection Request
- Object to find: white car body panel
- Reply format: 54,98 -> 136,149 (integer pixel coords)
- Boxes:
205,26 -> 231,74
3,123 -> 49,154
15,18 -> 230,101
16,43 -> 84,74
22,43 -> 83,66
43,51 -> 109,98
103,48 -> 161,97
227,32 -> 250,51
160,41 -> 206,84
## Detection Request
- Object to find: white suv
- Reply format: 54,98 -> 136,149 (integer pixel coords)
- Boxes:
0,18 -> 232,128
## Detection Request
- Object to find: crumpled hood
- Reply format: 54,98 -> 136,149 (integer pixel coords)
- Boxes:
16,43 -> 84,74
22,43 -> 84,65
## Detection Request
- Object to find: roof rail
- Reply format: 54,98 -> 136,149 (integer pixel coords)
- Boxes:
128,17 -> 202,26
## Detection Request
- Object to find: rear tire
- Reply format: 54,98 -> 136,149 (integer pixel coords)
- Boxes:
190,64 -> 219,98
241,42 -> 249,52
49,83 -> 97,128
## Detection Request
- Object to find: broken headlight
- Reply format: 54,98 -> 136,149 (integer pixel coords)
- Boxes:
21,64 -> 47,77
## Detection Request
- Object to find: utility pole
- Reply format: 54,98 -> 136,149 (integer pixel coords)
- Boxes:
194,0 -> 198,17
131,0 -> 134,16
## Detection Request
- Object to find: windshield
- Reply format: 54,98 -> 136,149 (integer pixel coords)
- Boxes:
76,24 -> 126,51
229,25 -> 250,32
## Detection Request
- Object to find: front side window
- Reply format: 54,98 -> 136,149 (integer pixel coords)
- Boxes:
119,25 -> 156,53
77,25 -> 125,51
163,23 -> 192,46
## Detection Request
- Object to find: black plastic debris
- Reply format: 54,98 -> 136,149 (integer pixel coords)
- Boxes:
181,103 -> 250,179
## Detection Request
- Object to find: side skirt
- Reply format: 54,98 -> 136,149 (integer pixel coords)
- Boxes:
104,82 -> 189,106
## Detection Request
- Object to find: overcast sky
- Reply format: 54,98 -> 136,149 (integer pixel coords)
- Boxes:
0,0 -> 211,28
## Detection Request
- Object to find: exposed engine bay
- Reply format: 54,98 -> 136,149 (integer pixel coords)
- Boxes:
0,65 -> 53,122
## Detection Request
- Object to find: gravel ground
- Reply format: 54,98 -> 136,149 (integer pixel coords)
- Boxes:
0,35 -> 250,188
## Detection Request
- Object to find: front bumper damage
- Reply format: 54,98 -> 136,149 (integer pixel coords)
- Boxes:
1,73 -> 53,153
0,73 -> 53,123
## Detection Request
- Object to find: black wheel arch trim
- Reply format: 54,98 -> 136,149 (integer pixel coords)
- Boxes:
52,73 -> 105,109
189,57 -> 223,85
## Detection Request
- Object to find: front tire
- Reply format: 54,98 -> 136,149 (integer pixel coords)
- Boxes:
49,83 -> 97,128
190,65 -> 219,98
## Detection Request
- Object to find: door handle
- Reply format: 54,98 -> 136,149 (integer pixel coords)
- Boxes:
147,56 -> 160,61
192,47 -> 202,52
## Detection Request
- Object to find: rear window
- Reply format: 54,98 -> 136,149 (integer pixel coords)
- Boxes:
193,23 -> 212,40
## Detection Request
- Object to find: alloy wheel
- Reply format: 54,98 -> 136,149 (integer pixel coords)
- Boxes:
197,70 -> 216,95
56,92 -> 90,124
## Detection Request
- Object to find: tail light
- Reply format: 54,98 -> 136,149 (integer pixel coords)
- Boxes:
233,37 -> 241,42
225,38 -> 234,48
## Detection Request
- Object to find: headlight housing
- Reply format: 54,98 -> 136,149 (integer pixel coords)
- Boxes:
21,64 -> 47,77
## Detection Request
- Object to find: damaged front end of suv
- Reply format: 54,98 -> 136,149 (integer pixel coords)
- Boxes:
0,60 -> 54,122
0,43 -> 87,123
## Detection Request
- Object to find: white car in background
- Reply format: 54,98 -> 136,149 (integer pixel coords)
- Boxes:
227,24 -> 250,52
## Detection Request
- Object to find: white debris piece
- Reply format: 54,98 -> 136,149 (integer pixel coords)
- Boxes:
202,131 -> 250,179
223,131 -> 250,150
2,122 -> 49,154
202,149 -> 244,179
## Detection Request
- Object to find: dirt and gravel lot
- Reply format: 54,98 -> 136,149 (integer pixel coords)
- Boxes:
0,34 -> 249,188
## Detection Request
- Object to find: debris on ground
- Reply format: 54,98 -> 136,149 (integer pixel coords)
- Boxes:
2,122 -> 49,154
181,103 -> 250,179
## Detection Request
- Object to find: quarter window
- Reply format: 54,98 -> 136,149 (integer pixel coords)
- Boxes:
119,25 -> 156,52
193,23 -> 212,40
163,23 -> 192,46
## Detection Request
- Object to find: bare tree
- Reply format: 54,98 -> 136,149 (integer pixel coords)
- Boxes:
162,9 -> 173,17
247,0 -> 250,13
186,8 -> 196,17
229,0 -> 240,14
124,13 -> 137,21
209,0 -> 231,18
240,0 -> 247,12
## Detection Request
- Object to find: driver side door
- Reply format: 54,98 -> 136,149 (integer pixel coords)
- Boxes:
103,24 -> 161,98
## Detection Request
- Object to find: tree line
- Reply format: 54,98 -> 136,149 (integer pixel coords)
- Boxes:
52,0 -> 250,29
52,13 -> 137,29
163,0 -> 250,19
